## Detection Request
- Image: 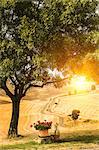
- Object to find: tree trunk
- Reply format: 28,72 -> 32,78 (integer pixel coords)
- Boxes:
8,98 -> 20,138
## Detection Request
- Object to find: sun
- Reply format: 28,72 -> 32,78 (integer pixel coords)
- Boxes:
71,76 -> 90,91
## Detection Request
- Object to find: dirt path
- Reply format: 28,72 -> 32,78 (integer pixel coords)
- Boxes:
0,86 -> 99,145
0,86 -> 65,139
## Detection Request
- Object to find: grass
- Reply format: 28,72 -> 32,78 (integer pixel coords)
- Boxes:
0,140 -> 99,150
0,87 -> 99,149
0,119 -> 99,150
0,132 -> 99,150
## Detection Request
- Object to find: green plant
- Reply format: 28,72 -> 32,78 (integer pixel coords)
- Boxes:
30,120 -> 52,130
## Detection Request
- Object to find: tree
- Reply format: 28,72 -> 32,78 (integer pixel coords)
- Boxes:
0,0 -> 98,137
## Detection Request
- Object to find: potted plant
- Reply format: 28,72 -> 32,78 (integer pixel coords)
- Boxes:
30,120 -> 52,137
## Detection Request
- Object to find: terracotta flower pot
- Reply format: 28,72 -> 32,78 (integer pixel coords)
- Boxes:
38,130 -> 49,137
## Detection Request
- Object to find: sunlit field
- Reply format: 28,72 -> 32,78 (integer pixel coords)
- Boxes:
0,85 -> 99,149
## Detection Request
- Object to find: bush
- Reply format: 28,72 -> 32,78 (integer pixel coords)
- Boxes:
71,109 -> 80,120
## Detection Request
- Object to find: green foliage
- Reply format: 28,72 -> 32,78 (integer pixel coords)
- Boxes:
33,120 -> 52,130
0,0 -> 98,96
84,49 -> 99,61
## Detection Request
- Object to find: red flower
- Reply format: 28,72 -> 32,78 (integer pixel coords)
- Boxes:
33,120 -> 52,130
30,125 -> 33,128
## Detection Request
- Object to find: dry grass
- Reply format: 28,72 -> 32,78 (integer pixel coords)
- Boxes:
0,132 -> 99,150
0,86 -> 99,149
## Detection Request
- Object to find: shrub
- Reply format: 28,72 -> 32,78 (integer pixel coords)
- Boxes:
71,109 -> 80,120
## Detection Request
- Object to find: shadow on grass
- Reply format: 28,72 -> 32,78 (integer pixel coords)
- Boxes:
1,130 -> 99,150
59,134 -> 99,144
1,135 -> 99,150
0,100 -> 11,104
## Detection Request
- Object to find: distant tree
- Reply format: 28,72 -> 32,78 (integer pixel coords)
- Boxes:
0,0 -> 98,137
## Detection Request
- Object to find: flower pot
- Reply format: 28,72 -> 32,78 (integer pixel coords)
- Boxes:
38,130 -> 49,137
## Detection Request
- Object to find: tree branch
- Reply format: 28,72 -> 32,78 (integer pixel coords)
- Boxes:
22,77 -> 68,97
15,72 -> 22,85
1,78 -> 14,99
9,76 -> 17,86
